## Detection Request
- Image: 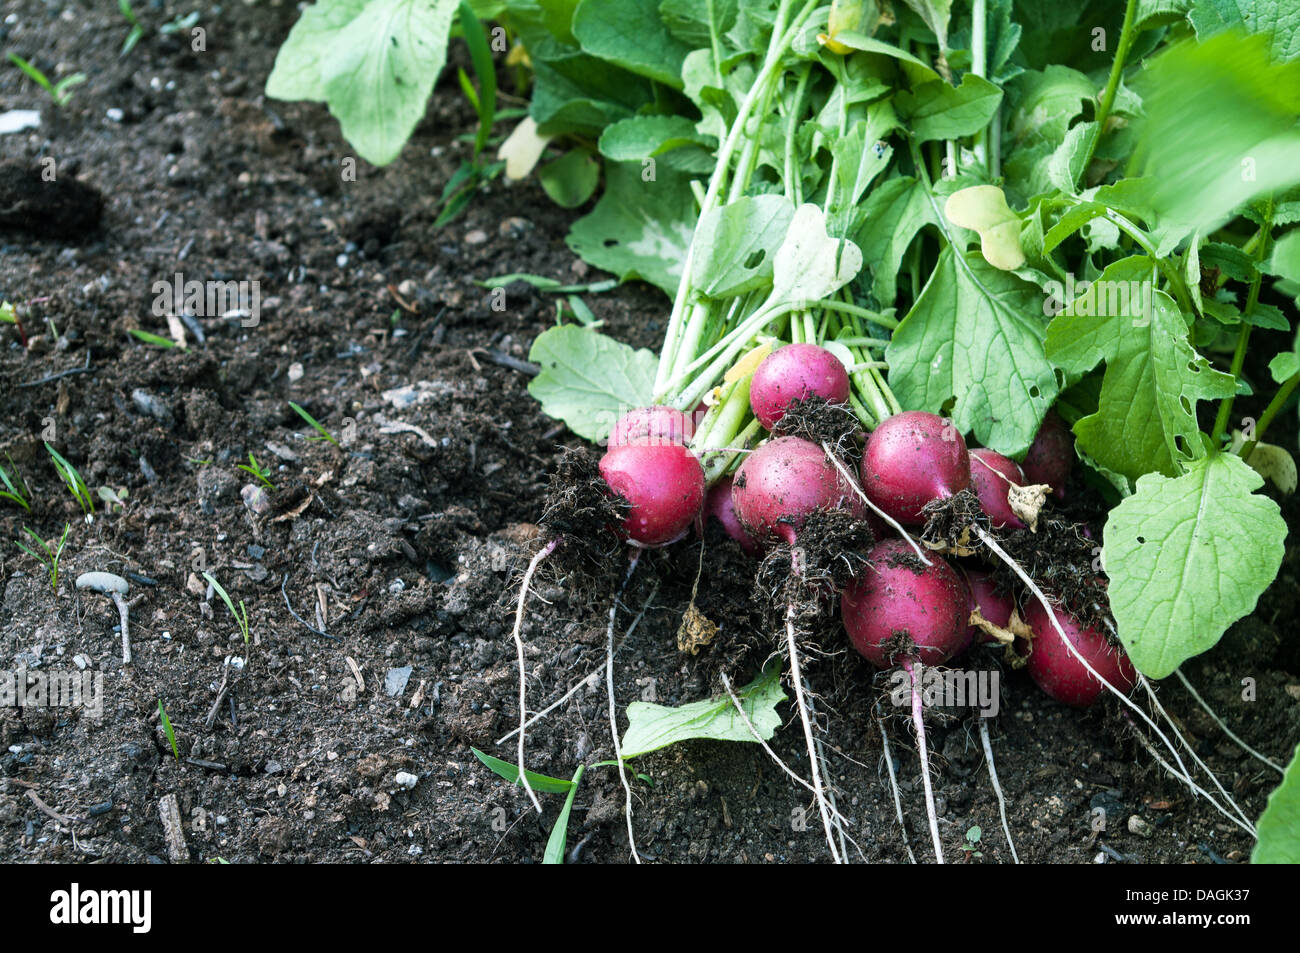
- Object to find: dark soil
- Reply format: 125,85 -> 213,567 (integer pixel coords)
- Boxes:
1,0 -> 1297,864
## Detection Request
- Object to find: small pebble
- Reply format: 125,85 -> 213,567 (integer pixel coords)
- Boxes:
394,772 -> 418,790
464,229 -> 488,245
105,107 -> 124,122
384,666 -> 413,697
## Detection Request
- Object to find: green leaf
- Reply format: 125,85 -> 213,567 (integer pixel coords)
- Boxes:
266,0 -> 369,101
769,204 -> 863,304
542,764 -> 585,864
1006,65 -> 1094,146
899,0 -> 954,51
886,246 -> 1057,456
470,747 -> 576,793
572,0 -> 692,87
1103,451 -> 1287,678
1267,229 -> 1300,283
827,31 -> 941,85
620,661 -> 785,759
538,148 -> 600,208
659,0 -> 739,48
1133,32 -> 1300,254
1047,120 -> 1098,194
1046,258 -> 1236,478
690,194 -> 795,299
1189,0 -> 1300,63
566,161 -> 697,296
854,177 -> 937,306
597,114 -> 712,161
1269,351 -> 1300,383
527,324 -> 658,442
895,73 -> 1003,143
1254,745 -> 1300,863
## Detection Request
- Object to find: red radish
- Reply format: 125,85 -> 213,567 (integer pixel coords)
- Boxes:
749,343 -> 850,430
599,442 -> 704,546
859,411 -> 971,526
842,537 -> 968,863
1020,410 -> 1073,499
703,476 -> 761,556
1023,600 -> 1137,707
608,406 -> 694,447
961,569 -> 1014,646
969,448 -> 1026,529
842,538 -> 969,667
731,436 -> 864,544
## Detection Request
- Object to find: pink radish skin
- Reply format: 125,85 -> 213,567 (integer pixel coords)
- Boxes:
608,406 -> 694,448
731,436 -> 864,545
703,476 -> 761,556
962,569 -> 1014,647
860,411 -> 971,526
1023,600 -> 1137,707
1020,410 -> 1073,500
969,448 -> 1026,529
599,442 -> 704,546
842,538 -> 969,667
749,343 -> 851,430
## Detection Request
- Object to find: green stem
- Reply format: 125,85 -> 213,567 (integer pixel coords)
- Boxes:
1212,200 -> 1272,446
971,0 -> 988,169
702,418 -> 764,484
1240,372 -> 1300,460
808,298 -> 898,329
1077,0 -> 1138,189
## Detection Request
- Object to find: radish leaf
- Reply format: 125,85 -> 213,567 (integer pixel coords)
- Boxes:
1103,451 -> 1287,678
887,246 -> 1056,456
1253,745 -> 1300,863
620,660 -> 784,758
528,324 -> 658,442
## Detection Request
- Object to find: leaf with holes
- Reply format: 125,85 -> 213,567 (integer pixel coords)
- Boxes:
1045,257 -> 1236,479
886,245 -> 1056,456
1102,451 -> 1286,678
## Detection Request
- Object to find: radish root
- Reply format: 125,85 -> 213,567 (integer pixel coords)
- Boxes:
972,524 -> 1257,839
608,552 -> 642,863
901,656 -> 945,863
979,717 -> 1019,863
785,601 -> 843,864
1174,667 -> 1284,775
876,701 -> 918,864
510,538 -> 559,813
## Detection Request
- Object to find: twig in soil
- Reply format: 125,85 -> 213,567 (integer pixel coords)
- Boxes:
978,718 -> 1018,864
204,668 -> 231,731
785,602 -> 842,864
608,552 -> 642,863
159,793 -> 189,864
973,525 -> 1256,838
18,349 -> 91,387
471,347 -> 540,377
495,581 -> 658,745
875,701 -> 917,864
901,657 -> 944,864
511,539 -> 559,815
1173,668 -> 1283,775
26,789 -> 78,826
822,442 -> 931,565
281,573 -> 339,640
